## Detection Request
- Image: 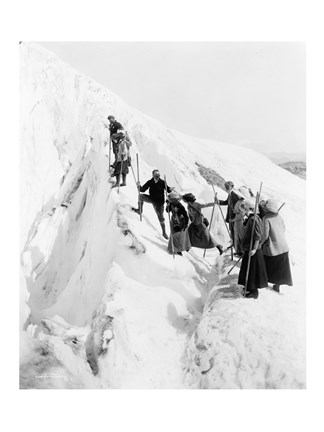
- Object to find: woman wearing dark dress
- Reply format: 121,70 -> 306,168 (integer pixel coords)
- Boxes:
260,199 -> 293,293
181,193 -> 223,255
166,192 -> 191,255
238,200 -> 268,299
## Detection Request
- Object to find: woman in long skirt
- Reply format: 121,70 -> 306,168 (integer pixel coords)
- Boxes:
238,200 -> 268,299
182,193 -> 223,255
166,192 -> 191,255
260,199 -> 293,293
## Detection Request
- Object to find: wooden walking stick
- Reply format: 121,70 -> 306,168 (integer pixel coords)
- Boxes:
136,154 -> 142,221
130,164 -> 137,185
164,175 -> 175,259
203,186 -> 217,258
227,255 -> 243,275
117,158 -> 123,195
243,182 -> 263,297
108,136 -> 112,170
212,184 -> 234,259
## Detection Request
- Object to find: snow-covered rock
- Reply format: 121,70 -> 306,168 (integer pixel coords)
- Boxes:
20,42 -> 305,389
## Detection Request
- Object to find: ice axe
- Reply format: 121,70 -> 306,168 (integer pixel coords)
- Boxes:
164,175 -> 175,259
136,154 -> 142,222
243,182 -> 263,297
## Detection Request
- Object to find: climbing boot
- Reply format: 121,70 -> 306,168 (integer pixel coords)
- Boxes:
273,284 -> 280,293
120,174 -> 127,186
244,289 -> 259,299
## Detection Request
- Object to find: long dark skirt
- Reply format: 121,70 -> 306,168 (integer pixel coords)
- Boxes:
264,252 -> 293,286
238,249 -> 268,291
188,223 -> 216,249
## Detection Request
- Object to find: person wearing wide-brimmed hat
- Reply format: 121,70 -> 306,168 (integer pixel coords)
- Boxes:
181,193 -> 223,255
260,199 -> 293,293
166,192 -> 191,255
237,200 -> 268,299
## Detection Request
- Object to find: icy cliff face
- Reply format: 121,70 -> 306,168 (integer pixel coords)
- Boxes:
20,43 -> 305,389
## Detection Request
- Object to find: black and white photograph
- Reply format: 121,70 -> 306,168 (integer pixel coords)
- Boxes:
19,40 -> 306,390
6,0 -> 323,430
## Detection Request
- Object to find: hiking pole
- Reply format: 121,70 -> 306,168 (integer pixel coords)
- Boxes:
243,182 -> 263,297
117,158 -> 124,195
203,186 -> 217,258
130,164 -> 137,185
227,255 -> 243,275
108,136 -> 112,171
278,202 -> 285,212
164,175 -> 175,259
136,154 -> 142,221
212,184 -> 233,259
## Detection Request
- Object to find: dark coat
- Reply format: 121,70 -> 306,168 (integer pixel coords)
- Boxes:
238,213 -> 268,290
241,213 -> 262,251
140,178 -> 172,204
185,201 -> 216,249
109,120 -> 123,136
166,202 -> 189,230
219,191 -> 241,223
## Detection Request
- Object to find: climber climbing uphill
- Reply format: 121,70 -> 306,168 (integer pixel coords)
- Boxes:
181,193 -> 223,255
106,115 -> 124,167
112,130 -> 131,188
110,130 -> 133,167
107,115 -> 123,136
166,192 -> 191,256
132,169 -> 173,239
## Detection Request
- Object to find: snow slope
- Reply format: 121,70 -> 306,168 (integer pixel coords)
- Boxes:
20,42 -> 305,389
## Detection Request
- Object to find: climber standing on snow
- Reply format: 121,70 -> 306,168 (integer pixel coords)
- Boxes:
237,200 -> 268,299
181,193 -> 223,255
112,130 -> 131,188
107,115 -> 124,165
216,181 -> 241,247
133,170 -> 173,239
260,199 -> 293,293
107,115 -> 123,136
166,192 -> 191,255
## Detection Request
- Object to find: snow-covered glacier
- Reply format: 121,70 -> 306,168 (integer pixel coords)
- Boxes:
20,42 -> 306,389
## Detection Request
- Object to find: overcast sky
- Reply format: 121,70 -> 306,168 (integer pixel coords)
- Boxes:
39,42 -> 305,155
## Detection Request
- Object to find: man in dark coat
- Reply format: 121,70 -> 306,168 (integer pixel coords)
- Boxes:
133,169 -> 172,239
107,115 -> 123,136
217,180 -> 241,243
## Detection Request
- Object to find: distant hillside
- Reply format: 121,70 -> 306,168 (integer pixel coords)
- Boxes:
265,152 -> 306,164
279,161 -> 306,179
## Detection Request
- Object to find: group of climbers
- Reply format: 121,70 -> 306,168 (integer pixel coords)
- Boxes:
105,115 -> 293,299
232,197 -> 292,298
